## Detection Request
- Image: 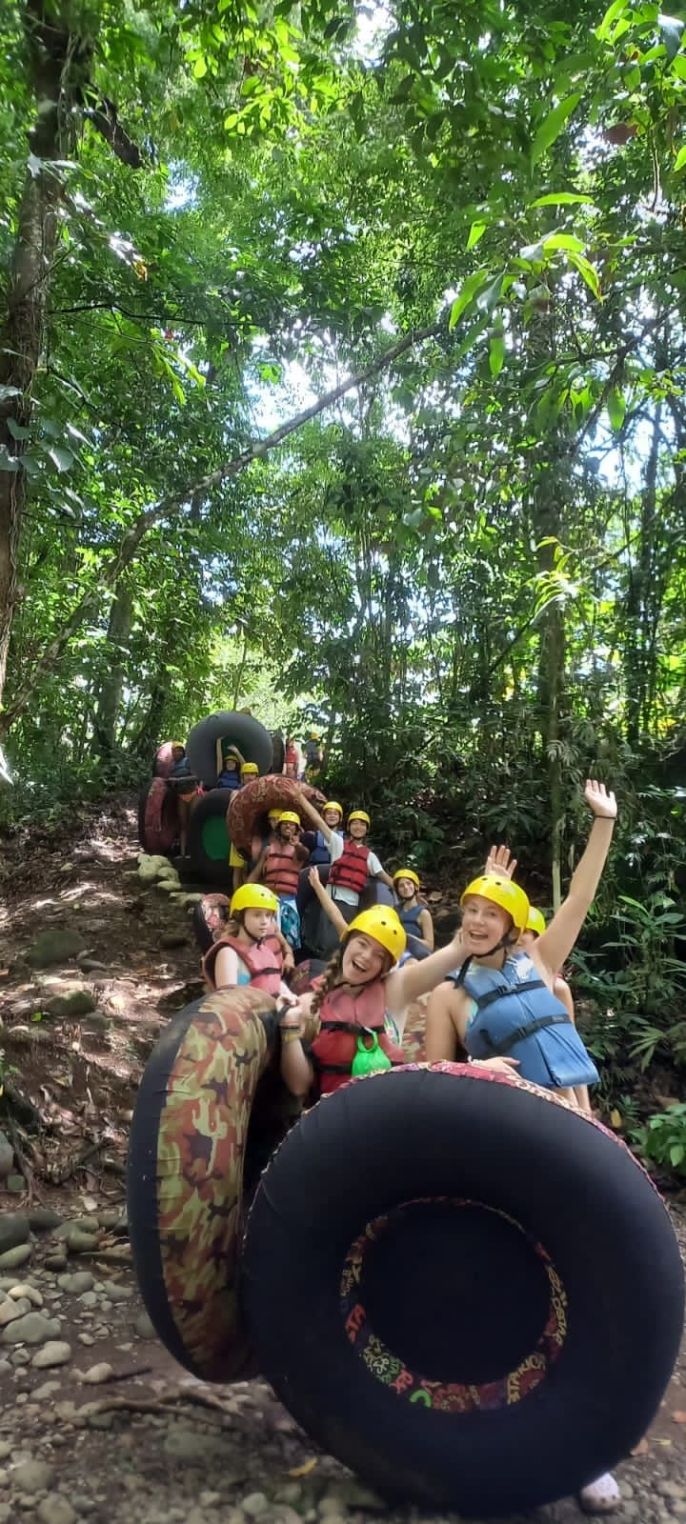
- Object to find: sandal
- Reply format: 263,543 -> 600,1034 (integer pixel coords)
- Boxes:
578,1472 -> 622,1514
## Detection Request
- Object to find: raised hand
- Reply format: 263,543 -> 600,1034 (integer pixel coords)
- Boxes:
308,866 -> 321,887
484,843 -> 518,880
584,779 -> 617,820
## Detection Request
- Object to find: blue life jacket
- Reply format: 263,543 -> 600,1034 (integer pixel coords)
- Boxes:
309,829 -> 332,867
217,769 -> 241,791
398,902 -> 423,938
457,954 -> 599,1090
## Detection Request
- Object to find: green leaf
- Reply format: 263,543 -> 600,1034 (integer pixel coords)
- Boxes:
607,387 -> 626,430
542,232 -> 585,252
674,144 -> 686,172
671,54 -> 686,81
596,0 -> 629,42
0,447 -> 19,473
660,15 -> 684,60
531,192 -> 595,206
566,249 -> 602,300
466,220 -> 487,251
670,1143 -> 685,1167
6,418 -> 31,441
46,445 -> 75,473
452,311 -> 491,362
531,94 -> 582,164
448,269 -> 490,329
192,54 -> 208,79
489,332 -> 506,377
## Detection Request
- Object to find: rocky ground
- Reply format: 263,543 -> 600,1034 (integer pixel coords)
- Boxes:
0,797 -> 684,1524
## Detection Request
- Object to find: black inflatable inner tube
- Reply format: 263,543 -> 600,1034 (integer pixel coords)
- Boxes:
355,1199 -> 551,1386
186,711 -> 272,788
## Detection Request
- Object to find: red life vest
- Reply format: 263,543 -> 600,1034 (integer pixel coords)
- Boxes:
263,842 -> 301,898
311,978 -> 405,1096
328,839 -> 370,897
202,933 -> 284,996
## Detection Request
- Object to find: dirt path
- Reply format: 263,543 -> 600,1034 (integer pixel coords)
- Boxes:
0,798 -> 684,1524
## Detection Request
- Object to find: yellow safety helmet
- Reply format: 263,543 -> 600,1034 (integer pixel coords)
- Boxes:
268,808 -> 283,823
309,730 -> 320,740
460,874 -> 530,933
393,867 -> 420,889
526,906 -> 546,938
230,884 -> 279,917
323,800 -> 343,818
171,740 -> 185,750
348,810 -> 371,827
278,810 -> 301,827
344,906 -> 407,961
240,761 -> 259,776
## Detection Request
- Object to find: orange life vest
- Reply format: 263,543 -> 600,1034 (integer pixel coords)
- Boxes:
311,978 -> 405,1096
202,933 -> 284,996
263,842 -> 301,898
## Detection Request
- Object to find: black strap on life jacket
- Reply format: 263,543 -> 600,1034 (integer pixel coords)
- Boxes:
474,977 -> 547,1011
480,1013 -> 570,1058
318,1018 -> 384,1035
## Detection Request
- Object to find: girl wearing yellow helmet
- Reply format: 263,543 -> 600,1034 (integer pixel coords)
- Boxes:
290,793 -> 395,946
248,809 -> 309,950
425,780 -> 618,1106
203,883 -> 296,1001
278,902 -> 478,1104
392,868 -> 435,959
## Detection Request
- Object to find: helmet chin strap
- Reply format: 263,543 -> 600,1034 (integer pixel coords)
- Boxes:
453,930 -> 517,987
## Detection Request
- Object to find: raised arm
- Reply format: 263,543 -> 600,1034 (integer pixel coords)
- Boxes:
308,867 -> 348,939
295,789 -> 334,842
418,907 -> 435,950
535,780 -> 617,978
483,844 -> 518,879
385,929 -> 466,1012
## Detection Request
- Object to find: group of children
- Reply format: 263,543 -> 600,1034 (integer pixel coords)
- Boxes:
200,776 -> 619,1513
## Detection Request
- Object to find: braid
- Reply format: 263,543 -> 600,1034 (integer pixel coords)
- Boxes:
310,945 -> 346,1016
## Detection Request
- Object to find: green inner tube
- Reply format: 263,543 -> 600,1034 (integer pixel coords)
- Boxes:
201,812 -> 229,861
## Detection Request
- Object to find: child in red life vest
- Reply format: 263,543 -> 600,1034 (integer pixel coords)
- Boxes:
249,810 -> 309,950
294,797 -> 394,920
278,905 -> 510,1102
202,883 -> 295,999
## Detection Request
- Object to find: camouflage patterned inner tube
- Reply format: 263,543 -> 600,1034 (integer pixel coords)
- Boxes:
127,986 -> 316,1383
228,775 -> 326,854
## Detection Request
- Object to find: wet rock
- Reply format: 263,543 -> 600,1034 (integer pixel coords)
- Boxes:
134,1311 -> 156,1339
45,988 -> 96,1019
76,954 -> 108,972
1,1310 -> 60,1345
43,1254 -> 68,1273
80,1362 -> 113,1384
0,1214 -> 31,1255
65,1228 -> 99,1255
0,1244 -> 32,1270
12,1457 -> 54,1494
0,1296 -> 32,1326
100,1279 -> 132,1302
0,1130 -> 14,1179
5,1173 -> 25,1194
57,1272 -> 94,1294
36,1498 -> 77,1524
28,1208 -> 63,1234
8,1283 -> 43,1307
25,929 -> 85,968
31,1340 -> 72,1368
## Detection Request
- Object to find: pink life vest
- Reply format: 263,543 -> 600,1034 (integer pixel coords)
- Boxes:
311,977 -> 404,1096
202,933 -> 284,996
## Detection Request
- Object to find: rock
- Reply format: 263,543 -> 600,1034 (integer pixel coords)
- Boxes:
0,1243 -> 32,1271
80,1291 -> 97,1309
160,931 -> 189,948
0,1295 -> 31,1326
0,1443 -> 11,1462
162,1426 -> 230,1465
5,1173 -> 25,1194
241,1494 -> 270,1518
0,1310 -> 60,1345
25,929 -> 85,968
156,878 -> 181,894
32,1380 -> 62,1400
8,1283 -> 43,1307
43,1255 -> 67,1273
36,1498 -> 77,1524
10,1346 -> 30,1365
134,1310 -> 156,1339
76,955 -> 107,971
31,1341 -> 72,1368
65,1228 -> 99,1255
28,1208 -> 63,1233
0,1130 -> 14,1179
0,1213 -> 31,1255
82,1011 -> 110,1032
12,1458 -> 54,1494
57,1272 -> 94,1294
100,1279 -> 132,1301
80,1361 -> 113,1384
45,988 -> 96,1019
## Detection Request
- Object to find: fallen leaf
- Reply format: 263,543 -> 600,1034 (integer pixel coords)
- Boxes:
287,1458 -> 318,1478
673,1411 -> 686,1424
655,1438 -> 672,1447
631,1438 -> 650,1456
609,1108 -> 622,1129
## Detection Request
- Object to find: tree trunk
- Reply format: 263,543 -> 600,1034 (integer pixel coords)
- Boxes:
0,1 -> 87,712
92,581 -> 134,757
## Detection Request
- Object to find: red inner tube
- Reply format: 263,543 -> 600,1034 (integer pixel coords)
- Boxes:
143,778 -> 179,853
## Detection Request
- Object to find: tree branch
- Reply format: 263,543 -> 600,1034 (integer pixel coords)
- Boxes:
0,317 -> 441,736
